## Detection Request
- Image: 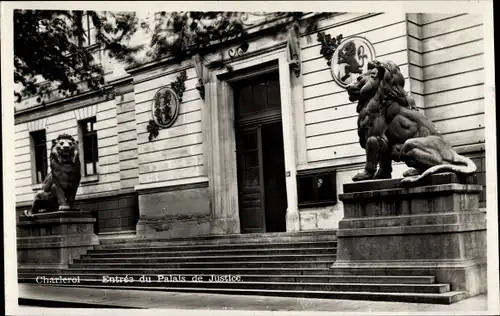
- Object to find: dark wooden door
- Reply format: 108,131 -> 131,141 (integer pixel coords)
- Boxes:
236,127 -> 266,233
233,71 -> 283,233
262,122 -> 287,232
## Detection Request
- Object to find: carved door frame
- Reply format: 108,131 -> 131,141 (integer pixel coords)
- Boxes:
203,49 -> 300,235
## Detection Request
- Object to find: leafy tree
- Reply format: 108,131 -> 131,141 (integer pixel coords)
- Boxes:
14,9 -> 141,103
14,10 -> 329,104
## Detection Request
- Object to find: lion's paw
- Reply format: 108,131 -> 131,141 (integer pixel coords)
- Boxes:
403,168 -> 421,177
374,168 -> 392,180
400,176 -> 420,184
58,205 -> 70,211
352,170 -> 375,182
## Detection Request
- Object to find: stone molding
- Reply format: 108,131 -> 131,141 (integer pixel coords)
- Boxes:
123,13 -> 330,76
27,118 -> 48,132
16,188 -> 136,208
135,179 -> 209,195
74,104 -> 98,121
15,86 -> 114,125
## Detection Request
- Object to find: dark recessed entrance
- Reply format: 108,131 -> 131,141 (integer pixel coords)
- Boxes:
233,71 -> 287,233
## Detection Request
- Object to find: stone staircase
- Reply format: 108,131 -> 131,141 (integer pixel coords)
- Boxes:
18,230 -> 467,304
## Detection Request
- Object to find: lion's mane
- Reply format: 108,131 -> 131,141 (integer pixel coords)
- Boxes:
356,60 -> 417,114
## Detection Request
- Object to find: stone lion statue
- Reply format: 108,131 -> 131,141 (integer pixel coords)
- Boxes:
346,59 -> 477,183
24,134 -> 81,217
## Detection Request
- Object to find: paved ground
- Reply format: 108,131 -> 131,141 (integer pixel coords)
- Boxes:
17,284 -> 489,312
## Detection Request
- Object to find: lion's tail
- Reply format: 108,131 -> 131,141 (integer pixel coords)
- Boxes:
410,152 -> 477,182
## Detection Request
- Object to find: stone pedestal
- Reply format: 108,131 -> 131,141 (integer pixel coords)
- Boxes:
333,173 -> 487,296
17,210 -> 99,274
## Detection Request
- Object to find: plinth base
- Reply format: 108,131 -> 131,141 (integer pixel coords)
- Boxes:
334,173 -> 487,297
17,210 -> 99,274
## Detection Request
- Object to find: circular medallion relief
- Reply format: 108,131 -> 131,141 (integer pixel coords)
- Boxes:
151,87 -> 180,128
331,37 -> 376,88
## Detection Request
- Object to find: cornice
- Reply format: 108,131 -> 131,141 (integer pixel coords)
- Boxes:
14,85 -> 114,125
125,13 -> 333,76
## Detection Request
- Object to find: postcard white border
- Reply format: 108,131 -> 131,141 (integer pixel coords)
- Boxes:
2,1 -> 498,316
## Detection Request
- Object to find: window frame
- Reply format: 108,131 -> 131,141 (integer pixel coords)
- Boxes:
232,71 -> 281,120
79,117 -> 99,176
68,11 -> 96,48
30,129 -> 48,185
297,167 -> 338,208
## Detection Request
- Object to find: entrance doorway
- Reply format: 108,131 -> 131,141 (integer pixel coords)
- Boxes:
233,71 -> 287,233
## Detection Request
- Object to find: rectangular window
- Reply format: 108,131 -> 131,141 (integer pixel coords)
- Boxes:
83,12 -> 97,47
297,168 -> 337,208
31,130 -> 48,184
233,71 -> 281,120
68,11 -> 95,47
79,118 -> 99,176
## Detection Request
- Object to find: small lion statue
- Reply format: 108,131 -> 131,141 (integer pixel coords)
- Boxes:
346,59 -> 477,183
24,134 -> 81,217
338,41 -> 363,83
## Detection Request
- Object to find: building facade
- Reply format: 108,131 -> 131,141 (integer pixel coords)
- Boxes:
14,12 -> 487,239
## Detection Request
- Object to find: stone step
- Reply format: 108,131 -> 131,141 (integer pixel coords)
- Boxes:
61,267 -> 331,275
75,254 -> 336,264
95,239 -> 337,251
97,231 -> 337,248
28,267 -> 331,275
19,283 -> 467,304
330,266 -> 453,277
18,297 -> 137,309
19,273 -> 437,284
69,261 -> 334,269
17,277 -> 450,293
85,247 -> 336,258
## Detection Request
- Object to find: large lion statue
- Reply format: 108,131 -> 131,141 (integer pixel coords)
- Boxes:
346,59 -> 477,183
24,134 -> 81,217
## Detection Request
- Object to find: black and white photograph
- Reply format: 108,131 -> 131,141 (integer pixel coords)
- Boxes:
2,1 -> 499,315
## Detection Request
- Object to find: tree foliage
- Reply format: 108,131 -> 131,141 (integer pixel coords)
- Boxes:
145,11 -> 323,66
14,9 -> 141,103
146,11 -> 247,61
14,10 -> 328,104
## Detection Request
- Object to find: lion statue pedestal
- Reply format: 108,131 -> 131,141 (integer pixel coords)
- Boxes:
17,210 -> 99,276
332,173 -> 486,300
